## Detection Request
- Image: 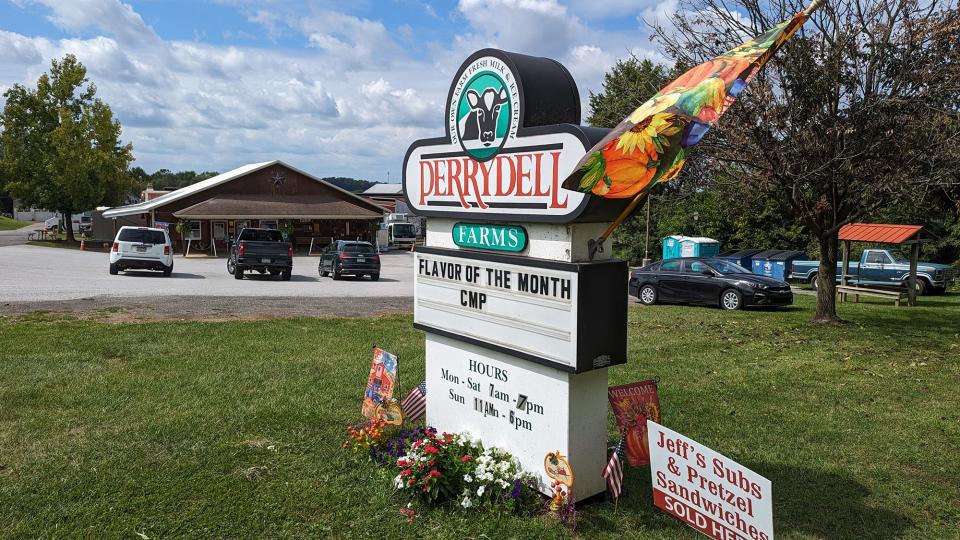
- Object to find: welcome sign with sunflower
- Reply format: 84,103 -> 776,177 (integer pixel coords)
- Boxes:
608,380 -> 662,467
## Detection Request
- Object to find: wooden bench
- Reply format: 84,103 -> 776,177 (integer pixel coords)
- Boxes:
837,285 -> 908,306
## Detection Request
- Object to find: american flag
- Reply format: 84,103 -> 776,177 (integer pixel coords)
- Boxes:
602,438 -> 625,498
400,380 -> 427,423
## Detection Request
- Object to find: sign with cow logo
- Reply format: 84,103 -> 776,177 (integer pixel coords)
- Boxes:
450,55 -> 519,161
404,48 -> 620,223
410,47 -> 630,501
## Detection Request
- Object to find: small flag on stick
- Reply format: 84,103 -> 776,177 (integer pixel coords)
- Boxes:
602,438 -> 626,499
401,380 -> 427,423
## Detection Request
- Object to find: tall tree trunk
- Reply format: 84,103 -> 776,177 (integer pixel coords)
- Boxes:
814,233 -> 841,323
63,210 -> 76,242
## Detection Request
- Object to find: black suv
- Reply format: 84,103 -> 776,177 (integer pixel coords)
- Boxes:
318,241 -> 380,280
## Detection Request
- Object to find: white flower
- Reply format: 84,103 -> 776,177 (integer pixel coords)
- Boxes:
477,485 -> 486,497
461,495 -> 473,508
393,474 -> 404,489
463,474 -> 473,483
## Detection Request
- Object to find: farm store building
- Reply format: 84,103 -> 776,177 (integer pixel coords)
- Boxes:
101,161 -> 385,252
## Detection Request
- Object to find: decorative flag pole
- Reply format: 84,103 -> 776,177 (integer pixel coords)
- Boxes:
602,438 -> 626,508
563,0 -> 827,259
401,380 -> 428,423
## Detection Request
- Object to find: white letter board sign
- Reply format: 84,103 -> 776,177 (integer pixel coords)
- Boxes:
414,246 -> 626,373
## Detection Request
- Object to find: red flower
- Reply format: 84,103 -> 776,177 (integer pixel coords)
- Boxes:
460,455 -> 472,463
428,470 -> 441,479
443,433 -> 454,444
424,445 -> 439,454
401,469 -> 413,476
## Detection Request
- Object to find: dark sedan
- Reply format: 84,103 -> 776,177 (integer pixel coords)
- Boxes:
318,240 -> 381,280
628,257 -> 793,310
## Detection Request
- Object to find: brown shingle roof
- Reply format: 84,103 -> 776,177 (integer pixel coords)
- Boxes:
173,195 -> 382,219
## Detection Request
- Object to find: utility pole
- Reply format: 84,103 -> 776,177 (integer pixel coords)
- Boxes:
642,196 -> 652,267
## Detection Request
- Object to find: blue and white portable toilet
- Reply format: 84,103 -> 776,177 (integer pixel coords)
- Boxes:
662,235 -> 721,260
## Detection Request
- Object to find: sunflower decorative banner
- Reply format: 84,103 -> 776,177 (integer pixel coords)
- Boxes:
564,0 -> 825,257
608,380 -> 661,467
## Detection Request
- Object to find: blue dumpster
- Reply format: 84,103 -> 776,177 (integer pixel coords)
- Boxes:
662,235 -> 720,260
768,250 -> 808,281
751,250 -> 785,278
719,249 -> 763,270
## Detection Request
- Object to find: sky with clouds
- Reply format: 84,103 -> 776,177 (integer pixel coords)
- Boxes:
0,0 -> 674,181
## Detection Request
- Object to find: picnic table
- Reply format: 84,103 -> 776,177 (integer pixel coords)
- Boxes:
27,229 -> 50,241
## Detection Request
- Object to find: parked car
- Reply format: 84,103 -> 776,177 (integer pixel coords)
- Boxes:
629,257 -> 793,310
42,214 -> 91,233
227,228 -> 293,280
790,248 -> 955,295
318,240 -> 380,280
109,226 -> 173,276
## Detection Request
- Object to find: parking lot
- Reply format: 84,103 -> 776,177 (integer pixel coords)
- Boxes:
0,245 -> 414,302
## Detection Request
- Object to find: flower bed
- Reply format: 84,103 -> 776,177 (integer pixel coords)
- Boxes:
345,423 -> 550,519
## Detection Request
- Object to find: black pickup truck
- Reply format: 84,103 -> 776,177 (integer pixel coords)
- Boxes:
227,228 -> 293,280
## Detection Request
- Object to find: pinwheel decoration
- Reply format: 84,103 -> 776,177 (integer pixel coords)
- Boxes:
564,0 -> 825,258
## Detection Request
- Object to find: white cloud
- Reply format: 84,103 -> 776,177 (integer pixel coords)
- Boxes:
568,0 -> 660,19
0,30 -> 50,65
0,0 -> 673,179
59,37 -> 163,84
455,0 -> 584,58
297,11 -> 403,69
16,0 -> 160,46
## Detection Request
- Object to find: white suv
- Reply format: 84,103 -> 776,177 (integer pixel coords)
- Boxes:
109,226 -> 174,276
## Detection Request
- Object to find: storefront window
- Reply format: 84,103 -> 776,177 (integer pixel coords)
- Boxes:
187,221 -> 202,240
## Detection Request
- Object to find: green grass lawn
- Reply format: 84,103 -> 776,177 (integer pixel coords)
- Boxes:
26,239 -> 108,251
0,216 -> 30,231
1,295 -> 958,539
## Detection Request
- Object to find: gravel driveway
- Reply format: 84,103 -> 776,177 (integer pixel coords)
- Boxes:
0,245 -> 414,318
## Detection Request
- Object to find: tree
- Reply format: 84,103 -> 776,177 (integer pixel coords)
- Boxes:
147,169 -> 219,190
0,55 -> 136,241
651,0 -> 960,321
587,58 -> 671,128
322,177 -> 378,193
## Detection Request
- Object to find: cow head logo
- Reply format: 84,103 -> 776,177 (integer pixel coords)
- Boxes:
449,56 -> 518,161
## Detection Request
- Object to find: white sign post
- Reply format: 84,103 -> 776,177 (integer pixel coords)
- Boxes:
647,420 -> 774,540
405,48 -> 629,501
